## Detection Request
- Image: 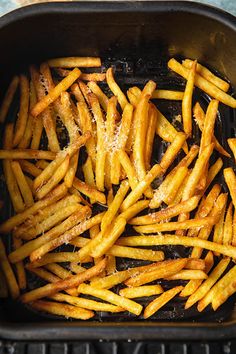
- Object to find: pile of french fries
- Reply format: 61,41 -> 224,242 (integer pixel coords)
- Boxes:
1,55 -> 236,320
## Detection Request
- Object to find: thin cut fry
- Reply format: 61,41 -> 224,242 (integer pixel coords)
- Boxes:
20,258 -> 106,303
0,149 -> 56,160
0,239 -> 19,299
168,58 -> 236,108
108,245 -> 164,261
182,60 -> 196,136
87,81 -> 109,111
73,177 -> 106,204
78,283 -> 142,316
13,236 -> 26,290
143,286 -> 183,319
118,150 -> 138,190
119,285 -> 163,298
223,202 -> 233,245
145,104 -> 157,169
106,68 -> 128,110
152,90 -> 184,100
31,68 -> 81,117
48,57 -> 101,68
166,270 -> 207,280
11,161 -> 34,207
200,100 -> 218,153
224,167 -> 236,208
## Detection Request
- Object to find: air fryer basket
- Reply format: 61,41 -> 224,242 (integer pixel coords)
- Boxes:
1,1 -> 236,341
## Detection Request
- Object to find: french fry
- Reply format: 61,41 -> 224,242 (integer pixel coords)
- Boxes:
119,285 -> 163,298
150,166 -> 188,208
143,286 -> 183,319
73,177 -> 106,204
134,216 -> 215,234
182,59 -> 230,92
110,103 -> 133,184
0,183 -> 67,234
31,300 -> 94,320
168,58 -> 236,108
82,157 -> 96,203
0,239 -> 20,299
133,95 -> 150,185
11,161 -> 34,207
228,138 -> 236,161
198,263 -> 236,312
20,258 -> 106,303
36,155 -> 70,199
33,131 -> 91,190
223,202 -> 233,245
12,236 -> 26,290
71,83 -> 85,103
89,93 -> 106,191
90,217 -> 127,258
106,68 -> 128,110
0,76 -> 19,123
232,209 -> 236,246
33,66 -> 60,152
185,258 -> 206,270
3,124 -> 25,212
200,100 -> 219,153
20,160 -> 42,177
213,202 -> 226,250
127,89 -> 139,107
50,293 -> 124,312
120,164 -> 163,211
108,245 -> 164,261
106,255 -> 116,275
22,212 -> 104,264
185,258 -> 230,309
78,283 -> 142,316
206,158 -> 223,189
31,68 -> 81,117
159,132 -> 187,171
27,266 -> 77,296
131,196 -> 200,225
182,60 -> 196,136
119,200 -> 149,221
101,180 -> 129,233
70,263 -> 86,274
125,259 -> 187,287
21,203 -> 81,241
193,102 -> 229,157
145,104 -> 157,169
107,188 -> 114,207
87,81 -> 109,111
118,150 -> 138,190
48,56 -> 101,68
117,234 -> 236,259
36,160 -> 49,169
13,75 -> 29,146
0,149 -> 56,160
166,270 -> 207,280
29,206 -> 91,259
180,251 -> 214,298
141,80 -> 157,97
152,90 -> 184,100
224,167 -> 236,208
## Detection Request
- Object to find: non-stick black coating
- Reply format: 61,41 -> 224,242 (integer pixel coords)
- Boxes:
1,0 -> 236,341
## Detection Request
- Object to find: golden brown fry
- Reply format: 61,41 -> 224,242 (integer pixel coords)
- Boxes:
0,149 -> 56,160
20,160 -> 42,177
182,60 -> 196,136
78,283 -> 142,316
73,177 -> 106,204
13,75 -> 29,146
3,124 -> 25,213
0,76 -> 19,123
0,239 -> 19,299
185,259 -> 206,270
87,81 -> 109,111
118,150 -> 138,190
119,285 -> 163,299
131,196 -> 200,225
166,270 -> 207,280
48,56 -> 101,68
200,100 -> 219,153
223,202 -> 233,245
228,138 -> 236,162
106,68 -> 128,110
0,183 -> 67,234
31,300 -> 94,319
232,209 -> 236,246
108,245 -> 164,261
11,161 -> 34,207
145,104 -> 157,170
50,293 -> 123,312
168,58 -> 236,108
198,263 -> 236,312
21,258 -> 106,303
160,132 -> 187,171
121,164 -> 163,211
125,259 -> 187,287
119,200 -> 149,221
31,68 -> 81,117
12,236 -> 26,290
143,286 -> 183,319
101,180 -> 129,233
106,255 -> 116,275
185,257 -> 230,309
182,59 -> 230,92
224,168 -> 236,208
134,216 -> 214,234
152,89 -> 184,100
206,158 -> 223,189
